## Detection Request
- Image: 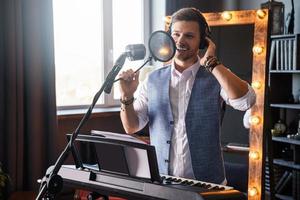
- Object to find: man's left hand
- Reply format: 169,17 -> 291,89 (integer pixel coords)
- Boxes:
200,37 -> 216,65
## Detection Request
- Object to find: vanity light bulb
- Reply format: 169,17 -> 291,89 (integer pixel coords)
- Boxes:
252,81 -> 262,89
164,16 -> 171,24
248,187 -> 258,197
252,45 -> 264,55
249,116 -> 260,125
256,10 -> 266,19
249,151 -> 260,160
222,11 -> 232,21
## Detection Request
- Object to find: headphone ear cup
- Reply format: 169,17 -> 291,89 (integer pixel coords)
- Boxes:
199,34 -> 206,49
199,22 -> 211,49
167,23 -> 172,35
167,28 -> 171,35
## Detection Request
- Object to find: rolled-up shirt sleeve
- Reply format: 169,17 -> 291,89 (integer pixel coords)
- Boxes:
220,84 -> 256,111
133,77 -> 149,130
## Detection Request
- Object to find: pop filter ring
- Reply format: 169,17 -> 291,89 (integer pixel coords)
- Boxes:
148,30 -> 176,62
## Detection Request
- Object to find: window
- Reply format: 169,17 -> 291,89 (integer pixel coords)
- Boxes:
53,0 -> 148,109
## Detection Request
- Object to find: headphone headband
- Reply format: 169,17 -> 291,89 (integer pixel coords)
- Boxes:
168,8 -> 211,49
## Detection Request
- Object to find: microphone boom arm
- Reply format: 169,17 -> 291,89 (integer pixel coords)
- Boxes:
114,56 -> 152,83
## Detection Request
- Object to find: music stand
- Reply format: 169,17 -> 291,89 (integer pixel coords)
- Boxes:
68,131 -> 162,184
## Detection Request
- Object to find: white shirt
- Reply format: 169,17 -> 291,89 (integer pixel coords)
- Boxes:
133,58 -> 256,182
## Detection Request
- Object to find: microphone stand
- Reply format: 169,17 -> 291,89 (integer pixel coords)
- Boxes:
36,53 -> 127,200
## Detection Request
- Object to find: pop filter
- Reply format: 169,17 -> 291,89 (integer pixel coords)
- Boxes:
148,30 -> 176,62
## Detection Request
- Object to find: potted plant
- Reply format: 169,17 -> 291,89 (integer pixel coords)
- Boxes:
0,162 -> 9,200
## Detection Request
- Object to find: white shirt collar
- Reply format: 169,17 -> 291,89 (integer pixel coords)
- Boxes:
171,56 -> 201,78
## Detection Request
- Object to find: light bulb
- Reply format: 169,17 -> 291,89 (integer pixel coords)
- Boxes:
221,11 -> 232,21
164,16 -> 171,24
248,187 -> 258,197
249,151 -> 260,160
249,116 -> 261,125
256,10 -> 266,19
252,81 -> 262,89
252,45 -> 264,55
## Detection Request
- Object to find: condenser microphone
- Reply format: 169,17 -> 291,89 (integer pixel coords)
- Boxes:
125,44 -> 146,61
104,44 -> 146,94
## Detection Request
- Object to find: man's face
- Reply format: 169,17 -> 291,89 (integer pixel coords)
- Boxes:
171,21 -> 201,64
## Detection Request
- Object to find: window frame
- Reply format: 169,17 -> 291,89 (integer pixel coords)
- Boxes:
55,0 -> 150,111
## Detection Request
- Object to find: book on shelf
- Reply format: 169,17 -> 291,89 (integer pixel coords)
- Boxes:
284,40 -> 287,70
276,39 -> 280,70
293,38 -> 297,70
280,40 -> 284,70
269,40 -> 276,70
288,39 -> 293,70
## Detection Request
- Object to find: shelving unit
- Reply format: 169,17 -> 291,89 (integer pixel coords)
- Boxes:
267,34 -> 300,200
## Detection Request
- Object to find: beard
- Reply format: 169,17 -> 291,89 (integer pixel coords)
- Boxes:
175,48 -> 199,62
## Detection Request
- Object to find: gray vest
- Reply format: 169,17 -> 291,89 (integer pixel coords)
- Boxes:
147,65 -> 225,184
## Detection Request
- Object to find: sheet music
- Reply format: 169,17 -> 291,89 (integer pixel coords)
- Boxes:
124,146 -> 151,179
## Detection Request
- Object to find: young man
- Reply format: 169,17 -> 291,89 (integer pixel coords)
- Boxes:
118,7 -> 256,184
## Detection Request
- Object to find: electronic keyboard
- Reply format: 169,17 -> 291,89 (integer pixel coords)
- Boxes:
58,165 -> 246,200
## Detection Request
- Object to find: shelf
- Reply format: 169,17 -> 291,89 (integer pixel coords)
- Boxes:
271,34 -> 300,39
270,104 -> 300,109
273,159 -> 300,170
270,70 -> 300,73
272,137 -> 300,145
275,194 -> 294,200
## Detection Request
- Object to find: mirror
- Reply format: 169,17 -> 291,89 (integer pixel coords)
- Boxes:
203,10 -> 269,200
213,24 -> 254,193
212,24 -> 254,143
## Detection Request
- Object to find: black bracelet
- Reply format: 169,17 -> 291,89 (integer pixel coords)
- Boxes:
207,59 -> 221,72
120,97 -> 135,106
204,56 -> 221,72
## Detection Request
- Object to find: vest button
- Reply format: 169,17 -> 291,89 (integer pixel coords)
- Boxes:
166,140 -> 171,144
169,121 -> 174,125
164,159 -> 169,163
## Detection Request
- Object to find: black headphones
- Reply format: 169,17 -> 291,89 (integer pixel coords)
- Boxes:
168,8 -> 211,49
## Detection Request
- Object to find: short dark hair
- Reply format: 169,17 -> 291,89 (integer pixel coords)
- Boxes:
169,7 -> 210,49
